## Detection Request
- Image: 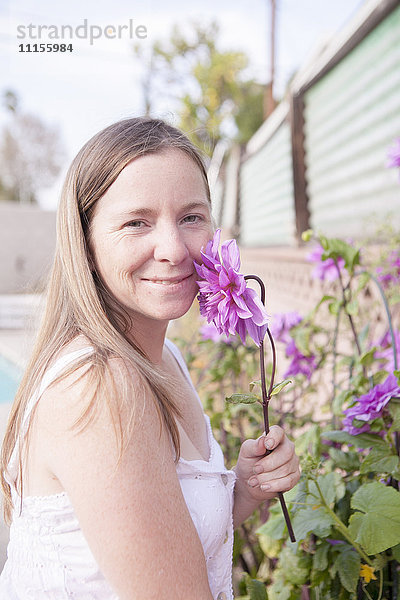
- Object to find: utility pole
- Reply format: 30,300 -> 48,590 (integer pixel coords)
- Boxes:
264,0 -> 276,119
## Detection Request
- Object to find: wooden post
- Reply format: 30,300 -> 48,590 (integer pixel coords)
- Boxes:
264,0 -> 276,119
290,92 -> 310,245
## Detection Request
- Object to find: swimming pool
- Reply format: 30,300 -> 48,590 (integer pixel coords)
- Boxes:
0,354 -> 21,405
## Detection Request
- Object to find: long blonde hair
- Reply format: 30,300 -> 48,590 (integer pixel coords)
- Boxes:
1,117 -> 211,523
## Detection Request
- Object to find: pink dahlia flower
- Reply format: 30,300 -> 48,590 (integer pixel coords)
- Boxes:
283,339 -> 317,380
194,230 -> 269,346
200,321 -> 232,344
269,311 -> 303,345
387,138 -> 400,169
376,249 -> 400,288
342,374 -> 400,435
307,244 -> 345,282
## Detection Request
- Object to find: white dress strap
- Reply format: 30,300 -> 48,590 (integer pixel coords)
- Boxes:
164,338 -> 203,409
21,347 -> 94,436
6,347 -> 94,491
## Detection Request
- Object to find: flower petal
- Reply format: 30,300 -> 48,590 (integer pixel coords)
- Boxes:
221,239 -> 241,271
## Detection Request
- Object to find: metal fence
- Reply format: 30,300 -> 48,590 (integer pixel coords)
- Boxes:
217,0 -> 400,248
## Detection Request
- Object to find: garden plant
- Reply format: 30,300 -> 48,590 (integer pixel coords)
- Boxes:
175,222 -> 400,599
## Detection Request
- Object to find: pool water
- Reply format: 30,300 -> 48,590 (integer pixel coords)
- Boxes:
0,355 -> 21,405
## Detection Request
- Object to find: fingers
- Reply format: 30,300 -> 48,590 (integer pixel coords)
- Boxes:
247,460 -> 300,494
259,470 -> 300,494
264,425 -> 285,452
247,436 -> 300,494
252,455 -> 299,483
256,436 -> 296,473
241,425 -> 286,460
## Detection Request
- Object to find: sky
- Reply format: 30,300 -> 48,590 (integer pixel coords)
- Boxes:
0,0 -> 365,209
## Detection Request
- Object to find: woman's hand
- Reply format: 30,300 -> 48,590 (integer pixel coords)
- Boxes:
232,425 -> 300,527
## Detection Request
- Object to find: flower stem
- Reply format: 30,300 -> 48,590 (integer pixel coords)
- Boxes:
336,264 -> 363,360
244,274 -> 296,543
331,304 -> 343,428
378,568 -> 384,600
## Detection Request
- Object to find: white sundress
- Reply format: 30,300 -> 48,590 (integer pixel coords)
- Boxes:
0,339 -> 236,600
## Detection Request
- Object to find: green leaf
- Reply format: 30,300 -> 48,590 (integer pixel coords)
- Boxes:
257,514 -> 286,540
360,447 -> 399,475
225,393 -> 259,405
356,271 -> 371,293
258,533 -> 281,559
389,402 -> 400,432
308,472 -> 346,506
335,549 -> 360,593
313,543 -> 329,571
249,380 -> 261,392
245,576 -> 267,600
271,379 -> 292,396
277,547 -> 311,586
358,323 -> 370,347
292,506 -> 334,540
310,294 -> 336,315
328,448 -> 360,472
373,370 -> 392,385
329,300 -> 342,316
268,578 -> 293,600
293,327 -> 311,355
348,482 -> 400,554
360,349 -> 376,367
295,424 -> 322,458
322,430 -> 386,449
319,235 -> 329,250
310,567 -> 328,587
322,238 -> 360,272
345,300 -> 358,316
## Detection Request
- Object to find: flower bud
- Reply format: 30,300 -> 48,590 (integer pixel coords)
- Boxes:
301,229 -> 313,242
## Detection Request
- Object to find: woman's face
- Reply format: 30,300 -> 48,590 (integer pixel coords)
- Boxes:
89,149 -> 213,331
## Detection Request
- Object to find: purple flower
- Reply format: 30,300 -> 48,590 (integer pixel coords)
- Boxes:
194,230 -> 269,346
387,138 -> 400,169
283,339 -> 317,380
200,321 -> 232,344
269,312 -> 303,345
342,374 -> 400,435
376,249 -> 400,288
307,244 -> 345,282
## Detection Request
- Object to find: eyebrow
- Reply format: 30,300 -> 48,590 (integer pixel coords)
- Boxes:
118,200 -> 210,219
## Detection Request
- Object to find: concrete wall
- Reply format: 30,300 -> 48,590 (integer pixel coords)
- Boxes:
0,202 -> 56,294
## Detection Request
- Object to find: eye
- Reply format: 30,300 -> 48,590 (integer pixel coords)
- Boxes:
182,215 -> 202,224
125,220 -> 145,228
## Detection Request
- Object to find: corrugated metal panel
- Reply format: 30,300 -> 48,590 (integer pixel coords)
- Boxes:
239,120 -> 295,246
304,5 -> 400,238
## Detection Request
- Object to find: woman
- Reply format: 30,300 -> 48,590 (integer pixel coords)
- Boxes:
0,117 -> 300,599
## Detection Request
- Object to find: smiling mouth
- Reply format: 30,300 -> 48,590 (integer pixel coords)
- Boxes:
142,274 -> 193,285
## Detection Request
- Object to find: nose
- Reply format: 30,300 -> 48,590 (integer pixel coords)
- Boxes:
153,225 -> 190,265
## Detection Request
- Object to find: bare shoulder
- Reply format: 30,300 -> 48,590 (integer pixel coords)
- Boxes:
31,350 -> 213,598
35,343 -> 146,442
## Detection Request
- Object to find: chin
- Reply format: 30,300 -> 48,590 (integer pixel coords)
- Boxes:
161,299 -> 196,321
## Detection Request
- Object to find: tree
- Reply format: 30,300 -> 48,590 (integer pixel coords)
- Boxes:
134,21 -> 264,155
0,89 -> 66,204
